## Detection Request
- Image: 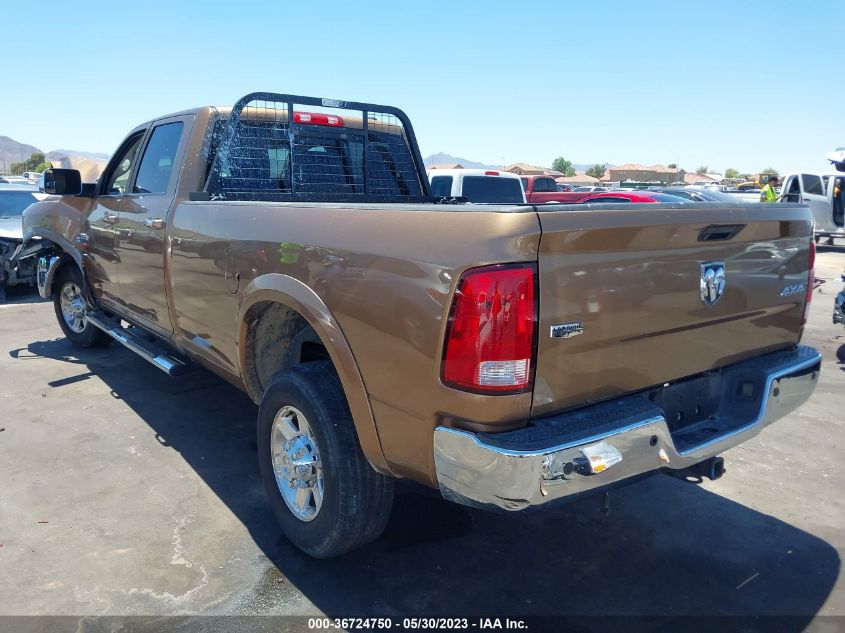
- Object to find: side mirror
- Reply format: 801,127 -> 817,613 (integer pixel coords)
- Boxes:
41,168 -> 82,195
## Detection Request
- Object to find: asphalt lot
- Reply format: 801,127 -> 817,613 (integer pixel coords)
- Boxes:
1,248 -> 844,631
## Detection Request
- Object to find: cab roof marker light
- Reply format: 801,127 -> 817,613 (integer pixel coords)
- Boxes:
293,112 -> 345,127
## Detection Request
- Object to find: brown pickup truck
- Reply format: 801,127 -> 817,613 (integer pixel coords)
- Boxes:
21,92 -> 821,558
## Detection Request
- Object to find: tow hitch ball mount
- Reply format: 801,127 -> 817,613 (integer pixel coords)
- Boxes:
671,456 -> 726,483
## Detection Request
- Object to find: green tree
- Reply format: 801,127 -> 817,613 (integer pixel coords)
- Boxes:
10,152 -> 50,175
551,157 -> 576,177
696,165 -> 709,175
585,163 -> 606,179
668,163 -> 677,169
761,166 -> 779,177
725,168 -> 740,179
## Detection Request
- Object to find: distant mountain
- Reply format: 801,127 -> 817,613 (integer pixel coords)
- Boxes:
0,135 -> 42,171
0,135 -> 111,174
47,149 -> 110,161
423,152 -> 500,170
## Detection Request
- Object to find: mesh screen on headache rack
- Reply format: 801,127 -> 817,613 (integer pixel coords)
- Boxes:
204,93 -> 430,203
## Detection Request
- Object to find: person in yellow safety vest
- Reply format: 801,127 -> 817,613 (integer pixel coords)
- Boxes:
760,175 -> 779,202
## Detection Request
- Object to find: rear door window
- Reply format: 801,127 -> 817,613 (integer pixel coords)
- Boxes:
801,174 -> 824,196
430,176 -> 453,197
461,176 -> 524,203
533,178 -> 556,192
134,122 -> 184,194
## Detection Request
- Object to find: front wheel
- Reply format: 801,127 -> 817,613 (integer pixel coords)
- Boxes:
257,361 -> 394,558
52,265 -> 111,348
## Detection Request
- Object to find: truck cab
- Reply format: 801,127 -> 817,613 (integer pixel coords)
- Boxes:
519,175 -> 592,203
781,172 -> 845,242
428,168 -> 525,204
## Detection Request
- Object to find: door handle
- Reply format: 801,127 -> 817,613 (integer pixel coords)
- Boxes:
144,218 -> 165,230
103,213 -> 118,225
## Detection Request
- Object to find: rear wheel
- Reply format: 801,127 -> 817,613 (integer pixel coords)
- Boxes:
257,361 -> 394,558
53,265 -> 111,348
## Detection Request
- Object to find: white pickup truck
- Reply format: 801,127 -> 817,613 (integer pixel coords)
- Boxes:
427,168 -> 526,204
780,171 -> 845,243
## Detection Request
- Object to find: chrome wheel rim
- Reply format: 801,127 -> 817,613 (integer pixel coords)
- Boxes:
271,406 -> 324,522
59,282 -> 87,334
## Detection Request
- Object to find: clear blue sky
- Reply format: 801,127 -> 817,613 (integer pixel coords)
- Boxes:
2,0 -> 843,175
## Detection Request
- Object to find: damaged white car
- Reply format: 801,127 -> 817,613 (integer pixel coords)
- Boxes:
0,185 -> 46,301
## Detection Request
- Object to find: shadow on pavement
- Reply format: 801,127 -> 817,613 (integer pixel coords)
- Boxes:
0,285 -> 45,306
11,337 -> 842,627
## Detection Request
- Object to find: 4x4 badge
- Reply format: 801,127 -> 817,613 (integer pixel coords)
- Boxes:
700,262 -> 726,306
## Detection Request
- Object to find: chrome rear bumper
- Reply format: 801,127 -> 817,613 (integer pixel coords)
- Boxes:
434,345 -> 821,511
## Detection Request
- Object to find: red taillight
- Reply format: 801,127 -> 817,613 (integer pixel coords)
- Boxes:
442,264 -> 537,394
484,170 -> 500,176
293,112 -> 344,127
803,239 -> 815,324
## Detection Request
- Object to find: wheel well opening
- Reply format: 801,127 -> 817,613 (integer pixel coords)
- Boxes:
243,301 -> 330,402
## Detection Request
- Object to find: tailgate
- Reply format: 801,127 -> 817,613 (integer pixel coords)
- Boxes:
532,202 -> 813,417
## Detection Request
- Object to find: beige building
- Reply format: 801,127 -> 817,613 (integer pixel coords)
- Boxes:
683,172 -> 719,185
428,163 -> 463,170
556,171 -> 600,186
503,163 -> 546,175
503,163 -> 565,178
49,156 -> 108,182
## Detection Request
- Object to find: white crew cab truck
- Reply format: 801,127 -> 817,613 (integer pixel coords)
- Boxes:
781,172 -> 845,243
427,168 -> 526,204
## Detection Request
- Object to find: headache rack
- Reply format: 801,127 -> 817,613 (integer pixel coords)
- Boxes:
199,92 -> 433,204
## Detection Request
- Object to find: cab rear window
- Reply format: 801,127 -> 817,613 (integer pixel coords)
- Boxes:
430,176 -> 453,197
461,176 -> 524,204
205,94 -> 428,202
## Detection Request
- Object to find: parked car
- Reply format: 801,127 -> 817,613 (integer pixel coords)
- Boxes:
648,186 -> 750,203
428,169 -> 525,204
0,184 -> 46,300
780,172 -> 845,243
21,91 -> 820,558
724,188 -> 765,203
577,190 -> 688,203
520,174 -> 592,203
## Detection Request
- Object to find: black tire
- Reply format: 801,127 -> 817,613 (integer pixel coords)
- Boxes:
52,265 -> 111,348
257,361 -> 394,558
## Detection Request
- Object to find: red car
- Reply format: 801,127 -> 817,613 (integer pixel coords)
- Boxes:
577,191 -> 687,203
